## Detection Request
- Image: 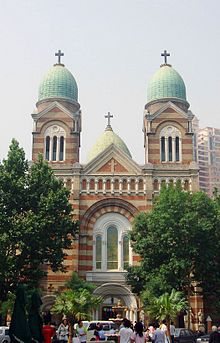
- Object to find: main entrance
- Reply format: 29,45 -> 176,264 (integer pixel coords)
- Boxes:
93,283 -> 138,321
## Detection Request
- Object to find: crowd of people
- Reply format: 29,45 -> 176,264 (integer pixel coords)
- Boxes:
42,317 -> 220,343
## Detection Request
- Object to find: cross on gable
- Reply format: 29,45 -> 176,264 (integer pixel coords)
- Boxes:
161,50 -> 170,64
108,158 -> 118,173
55,49 -> 64,64
105,112 -> 113,129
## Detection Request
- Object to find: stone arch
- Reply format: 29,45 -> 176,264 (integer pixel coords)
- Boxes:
42,295 -> 56,312
93,283 -> 138,321
81,198 -> 138,230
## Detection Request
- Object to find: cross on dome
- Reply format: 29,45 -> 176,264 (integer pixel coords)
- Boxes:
55,49 -> 64,64
105,112 -> 113,130
161,50 -> 170,65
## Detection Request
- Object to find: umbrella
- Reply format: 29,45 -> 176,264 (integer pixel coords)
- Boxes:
28,291 -> 44,343
9,286 -> 32,343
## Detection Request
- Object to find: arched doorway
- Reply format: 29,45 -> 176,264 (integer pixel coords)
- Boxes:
93,283 -> 138,322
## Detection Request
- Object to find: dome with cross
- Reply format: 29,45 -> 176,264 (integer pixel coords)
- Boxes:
147,51 -> 187,103
87,115 -> 132,162
38,51 -> 78,103
147,65 -> 186,103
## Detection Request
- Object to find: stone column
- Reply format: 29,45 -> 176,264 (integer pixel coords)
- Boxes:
165,137 -> 169,162
87,179 -> 90,194
172,137 -> 176,162
95,178 -> 98,194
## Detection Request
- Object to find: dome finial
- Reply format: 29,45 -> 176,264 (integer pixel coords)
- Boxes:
55,49 -> 64,65
104,112 -> 113,131
161,50 -> 171,66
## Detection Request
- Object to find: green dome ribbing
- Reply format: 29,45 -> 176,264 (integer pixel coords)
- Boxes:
87,128 -> 132,162
147,65 -> 186,102
38,64 -> 78,102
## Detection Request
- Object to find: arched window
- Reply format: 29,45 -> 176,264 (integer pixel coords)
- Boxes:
98,179 -> 103,190
123,235 -> 129,269
160,126 -> 181,162
114,179 -> 119,190
176,137 -> 180,162
44,125 -> 66,162
138,179 -> 143,190
90,179 -> 95,190
59,136 -> 64,161
45,136 -> 50,160
168,136 -> 172,161
130,179 -> 135,191
96,235 -> 102,269
107,226 -> 118,270
123,179 -> 127,190
82,179 -> 87,190
52,136 -> 57,161
161,137 -> 165,162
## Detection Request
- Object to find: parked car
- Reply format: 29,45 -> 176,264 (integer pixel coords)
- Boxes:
196,334 -> 210,343
174,328 -> 197,343
0,327 -> 10,343
87,321 -> 117,341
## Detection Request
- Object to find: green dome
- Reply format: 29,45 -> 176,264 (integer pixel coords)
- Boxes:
38,64 -> 78,102
87,128 -> 132,162
147,65 -> 186,102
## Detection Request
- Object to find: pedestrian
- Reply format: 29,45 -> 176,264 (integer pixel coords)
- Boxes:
57,319 -> 69,342
119,319 -> 133,343
98,325 -> 106,341
42,319 -> 55,343
170,322 -> 175,343
209,326 -> 220,343
154,324 -> 166,343
148,324 -> 155,343
131,321 -> 147,343
76,320 -> 87,343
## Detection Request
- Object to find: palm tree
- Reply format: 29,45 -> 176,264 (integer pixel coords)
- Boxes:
52,289 -> 102,342
142,289 -> 188,340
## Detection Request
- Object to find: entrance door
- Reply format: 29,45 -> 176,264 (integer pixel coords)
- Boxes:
102,306 -> 116,320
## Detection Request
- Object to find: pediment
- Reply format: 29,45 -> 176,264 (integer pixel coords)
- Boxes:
147,102 -> 191,121
82,144 -> 142,175
31,101 -> 78,121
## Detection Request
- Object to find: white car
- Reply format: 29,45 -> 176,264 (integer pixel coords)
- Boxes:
0,327 -> 10,343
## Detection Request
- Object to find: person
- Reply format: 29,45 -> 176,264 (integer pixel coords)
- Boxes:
42,320 -> 55,343
76,320 -> 87,343
209,326 -> 220,343
148,324 -> 155,343
94,322 -> 101,341
98,325 -> 106,341
131,322 -> 147,343
119,319 -> 133,343
160,321 -> 169,343
154,323 -> 166,343
57,319 -> 69,342
170,322 -> 175,343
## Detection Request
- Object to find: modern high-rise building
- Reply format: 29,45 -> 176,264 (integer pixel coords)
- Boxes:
197,127 -> 220,197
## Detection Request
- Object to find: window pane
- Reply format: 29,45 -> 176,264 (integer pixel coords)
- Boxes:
161,137 -> 165,161
96,236 -> 102,269
176,137 -> 180,161
45,136 -> 50,160
123,236 -> 129,269
59,136 -> 64,161
52,136 -> 57,161
168,136 -> 172,161
107,226 -> 118,269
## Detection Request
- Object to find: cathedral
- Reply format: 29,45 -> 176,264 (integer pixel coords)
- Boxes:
31,50 -> 199,322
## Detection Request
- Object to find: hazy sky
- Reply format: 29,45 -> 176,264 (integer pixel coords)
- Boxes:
0,0 -> 219,164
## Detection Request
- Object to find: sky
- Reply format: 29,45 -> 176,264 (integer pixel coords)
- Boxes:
0,0 -> 219,164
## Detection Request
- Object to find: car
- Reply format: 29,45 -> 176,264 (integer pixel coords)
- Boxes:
87,321 -> 117,341
0,327 -> 10,343
174,328 -> 196,343
196,334 -> 210,343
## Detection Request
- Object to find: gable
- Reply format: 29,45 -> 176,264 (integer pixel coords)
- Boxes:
83,144 -> 142,175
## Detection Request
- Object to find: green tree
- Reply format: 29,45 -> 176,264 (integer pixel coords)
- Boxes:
52,274 -> 101,341
0,139 -> 79,301
142,289 -> 187,339
126,186 -> 220,300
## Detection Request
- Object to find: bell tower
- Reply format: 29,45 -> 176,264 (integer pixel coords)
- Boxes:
32,50 -> 81,167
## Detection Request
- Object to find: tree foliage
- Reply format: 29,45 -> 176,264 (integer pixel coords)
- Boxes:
126,186 -> 220,298
52,272 -> 100,321
142,289 -> 187,338
0,139 -> 79,301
